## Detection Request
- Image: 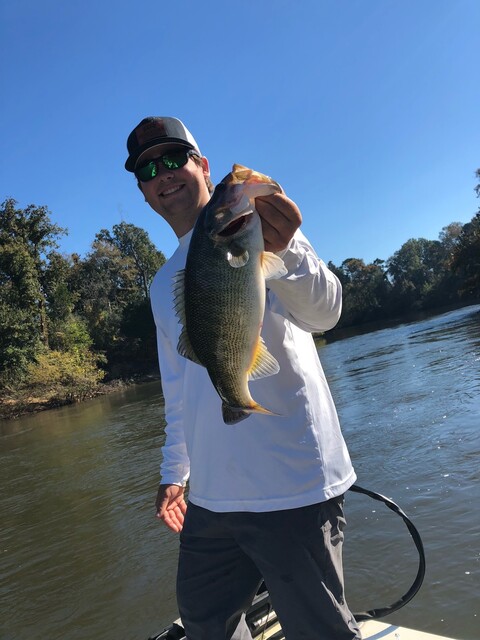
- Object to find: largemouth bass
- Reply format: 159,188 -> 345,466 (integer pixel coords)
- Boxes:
173,164 -> 287,424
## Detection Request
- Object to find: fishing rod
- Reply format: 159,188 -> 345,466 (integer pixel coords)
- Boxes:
348,484 -> 426,621
241,485 -> 427,639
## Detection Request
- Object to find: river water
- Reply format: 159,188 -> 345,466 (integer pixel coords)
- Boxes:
1,305 -> 479,640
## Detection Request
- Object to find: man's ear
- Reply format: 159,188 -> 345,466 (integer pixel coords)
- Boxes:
201,155 -> 210,177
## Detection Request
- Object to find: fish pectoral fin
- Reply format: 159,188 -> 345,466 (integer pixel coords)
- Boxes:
248,337 -> 280,381
177,326 -> 203,366
261,252 -> 287,280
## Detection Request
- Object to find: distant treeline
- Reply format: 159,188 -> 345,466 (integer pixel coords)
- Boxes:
1,168 -> 479,410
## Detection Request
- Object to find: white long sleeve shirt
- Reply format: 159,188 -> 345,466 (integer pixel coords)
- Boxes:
150,229 -> 356,512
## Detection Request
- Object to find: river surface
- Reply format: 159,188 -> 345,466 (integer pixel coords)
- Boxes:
1,305 -> 479,640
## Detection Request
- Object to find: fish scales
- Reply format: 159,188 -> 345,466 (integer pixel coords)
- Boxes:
174,164 -> 287,424
184,215 -> 265,405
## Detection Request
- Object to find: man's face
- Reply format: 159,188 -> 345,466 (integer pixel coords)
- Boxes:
137,144 -> 211,237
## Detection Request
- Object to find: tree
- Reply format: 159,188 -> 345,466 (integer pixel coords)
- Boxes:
72,223 -> 165,376
449,169 -> 480,297
439,222 -> 463,255
449,213 -> 480,297
335,258 -> 391,326
0,199 -> 67,384
386,238 -> 445,311
95,222 -> 165,298
42,251 -> 81,350
72,240 -> 127,354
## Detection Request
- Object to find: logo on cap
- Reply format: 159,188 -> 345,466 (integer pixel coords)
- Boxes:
136,120 -> 167,145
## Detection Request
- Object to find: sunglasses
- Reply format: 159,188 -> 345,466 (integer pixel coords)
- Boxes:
134,149 -> 200,182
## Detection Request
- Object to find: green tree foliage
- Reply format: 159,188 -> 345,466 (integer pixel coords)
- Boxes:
96,222 -> 165,298
0,198 -> 67,384
72,223 -> 165,376
43,251 -> 80,350
449,169 -> 480,297
326,167 -> 480,329
386,238 -> 446,311
2,166 -> 479,405
27,348 -> 105,403
72,239 -> 127,354
449,213 -> 480,297
329,258 -> 392,326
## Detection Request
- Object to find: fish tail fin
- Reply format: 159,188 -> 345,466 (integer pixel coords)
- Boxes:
222,402 -> 279,425
222,405 -> 251,425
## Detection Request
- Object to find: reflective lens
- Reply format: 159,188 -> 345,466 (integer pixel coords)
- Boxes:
135,149 -> 198,182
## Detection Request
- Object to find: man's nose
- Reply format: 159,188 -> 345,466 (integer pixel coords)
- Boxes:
154,166 -> 175,181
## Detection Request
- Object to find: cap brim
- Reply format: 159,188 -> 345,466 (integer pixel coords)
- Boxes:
125,139 -> 196,172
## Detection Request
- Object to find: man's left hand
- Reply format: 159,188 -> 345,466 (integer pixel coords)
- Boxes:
255,193 -> 302,253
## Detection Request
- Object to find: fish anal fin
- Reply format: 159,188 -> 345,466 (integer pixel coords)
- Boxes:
248,337 -> 280,381
261,252 -> 287,280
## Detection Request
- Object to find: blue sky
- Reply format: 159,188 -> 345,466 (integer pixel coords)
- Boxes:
1,0 -> 479,266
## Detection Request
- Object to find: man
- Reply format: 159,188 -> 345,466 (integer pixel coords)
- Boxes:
125,116 -> 360,640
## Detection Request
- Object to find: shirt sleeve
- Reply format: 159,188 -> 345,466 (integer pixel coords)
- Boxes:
155,322 -> 191,486
266,229 -> 342,333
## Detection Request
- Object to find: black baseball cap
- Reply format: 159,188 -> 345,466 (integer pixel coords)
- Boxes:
125,116 -> 201,172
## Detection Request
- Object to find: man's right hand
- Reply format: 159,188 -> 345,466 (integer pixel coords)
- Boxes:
155,484 -> 187,533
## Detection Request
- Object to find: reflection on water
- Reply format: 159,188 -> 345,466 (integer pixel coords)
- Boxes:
318,306 -> 480,640
0,383 -> 175,640
1,306 -> 479,640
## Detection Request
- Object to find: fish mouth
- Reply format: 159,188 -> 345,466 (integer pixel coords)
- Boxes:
217,214 -> 250,237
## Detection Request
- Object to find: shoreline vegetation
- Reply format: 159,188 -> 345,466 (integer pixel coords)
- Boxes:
0,373 -> 160,421
1,181 -> 479,422
2,301 -> 478,422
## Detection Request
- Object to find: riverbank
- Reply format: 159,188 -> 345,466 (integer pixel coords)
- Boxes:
2,300 -> 478,421
322,299 -> 480,342
0,374 -> 160,421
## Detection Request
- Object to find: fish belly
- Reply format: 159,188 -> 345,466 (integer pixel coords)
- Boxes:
184,233 -> 263,409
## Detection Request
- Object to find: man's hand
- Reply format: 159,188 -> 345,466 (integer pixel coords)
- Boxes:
255,192 -> 302,253
155,484 -> 187,533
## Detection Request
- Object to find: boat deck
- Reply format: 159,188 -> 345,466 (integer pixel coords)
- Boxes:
149,589 -> 456,640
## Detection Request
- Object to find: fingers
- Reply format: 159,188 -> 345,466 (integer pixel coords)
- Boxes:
155,484 -> 187,533
255,193 -> 302,253
157,499 -> 186,533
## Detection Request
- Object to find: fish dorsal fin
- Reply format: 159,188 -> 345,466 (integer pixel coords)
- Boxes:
230,165 -> 283,196
261,252 -> 287,280
177,326 -> 202,365
172,269 -> 203,366
248,336 -> 280,381
172,269 -> 186,324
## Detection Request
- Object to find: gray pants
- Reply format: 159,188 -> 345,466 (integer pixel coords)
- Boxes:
177,496 -> 360,640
